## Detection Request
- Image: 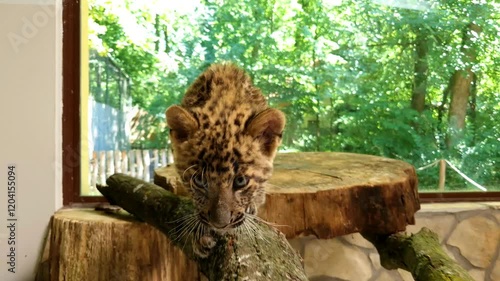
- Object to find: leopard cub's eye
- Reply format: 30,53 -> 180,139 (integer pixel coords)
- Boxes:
193,174 -> 207,188
233,175 -> 248,189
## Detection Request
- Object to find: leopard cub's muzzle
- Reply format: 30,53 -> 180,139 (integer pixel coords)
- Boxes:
200,206 -> 245,231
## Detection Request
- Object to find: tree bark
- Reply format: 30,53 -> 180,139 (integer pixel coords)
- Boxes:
154,14 -> 160,52
363,227 -> 475,281
49,209 -> 201,281
164,25 -> 170,53
446,23 -> 482,148
411,26 -> 429,113
437,85 -> 449,149
95,174 -> 308,281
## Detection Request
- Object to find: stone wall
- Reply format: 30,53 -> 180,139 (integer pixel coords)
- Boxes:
288,202 -> 500,281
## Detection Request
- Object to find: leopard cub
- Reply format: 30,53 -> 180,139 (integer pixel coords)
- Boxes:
166,63 -> 285,257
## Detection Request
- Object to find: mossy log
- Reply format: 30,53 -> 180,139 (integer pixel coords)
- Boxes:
96,174 -> 307,281
363,227 -> 475,281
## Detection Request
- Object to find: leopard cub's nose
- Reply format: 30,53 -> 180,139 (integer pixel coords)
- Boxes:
207,210 -> 231,229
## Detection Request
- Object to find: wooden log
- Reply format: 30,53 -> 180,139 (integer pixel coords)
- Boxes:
100,174 -> 307,280
363,227 -> 475,281
47,174 -> 307,281
155,152 -> 421,239
49,208 -> 200,281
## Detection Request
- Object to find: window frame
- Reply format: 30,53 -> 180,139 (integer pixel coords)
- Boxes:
61,1 -> 500,206
63,0 -> 103,205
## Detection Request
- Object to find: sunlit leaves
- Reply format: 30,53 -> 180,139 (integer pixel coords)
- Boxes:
88,0 -> 500,189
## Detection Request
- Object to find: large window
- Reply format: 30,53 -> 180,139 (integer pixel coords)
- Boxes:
65,0 -> 500,204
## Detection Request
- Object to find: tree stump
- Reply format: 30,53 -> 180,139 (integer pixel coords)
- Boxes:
48,209 -> 202,281
47,152 -> 421,281
156,152 -> 421,238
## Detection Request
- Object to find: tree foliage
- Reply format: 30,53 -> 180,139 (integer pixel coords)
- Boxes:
87,0 -> 500,191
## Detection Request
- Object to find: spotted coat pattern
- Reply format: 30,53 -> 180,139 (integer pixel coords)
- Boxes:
166,63 -> 285,231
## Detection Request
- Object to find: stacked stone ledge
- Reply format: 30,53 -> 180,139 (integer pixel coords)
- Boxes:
288,202 -> 500,281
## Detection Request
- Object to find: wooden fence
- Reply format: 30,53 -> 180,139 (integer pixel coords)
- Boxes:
89,149 -> 174,188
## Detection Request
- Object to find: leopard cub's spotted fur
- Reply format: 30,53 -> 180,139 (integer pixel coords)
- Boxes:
166,63 -> 285,257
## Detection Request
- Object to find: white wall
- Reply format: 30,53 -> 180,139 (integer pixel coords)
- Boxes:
0,1 -> 62,280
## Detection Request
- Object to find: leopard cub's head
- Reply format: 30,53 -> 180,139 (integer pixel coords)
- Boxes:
166,105 -> 285,232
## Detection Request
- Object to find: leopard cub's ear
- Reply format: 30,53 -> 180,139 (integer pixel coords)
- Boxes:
166,105 -> 198,144
245,108 -> 286,157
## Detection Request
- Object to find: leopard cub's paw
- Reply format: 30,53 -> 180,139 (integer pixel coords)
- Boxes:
193,235 -> 216,258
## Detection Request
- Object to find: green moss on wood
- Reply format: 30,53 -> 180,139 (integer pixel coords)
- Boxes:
363,228 -> 474,281
98,173 -> 307,281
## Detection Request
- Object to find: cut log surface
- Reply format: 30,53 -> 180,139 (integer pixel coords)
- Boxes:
49,209 -> 201,281
155,152 -> 421,239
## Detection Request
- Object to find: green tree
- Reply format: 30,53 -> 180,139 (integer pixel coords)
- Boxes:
87,0 -> 500,190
